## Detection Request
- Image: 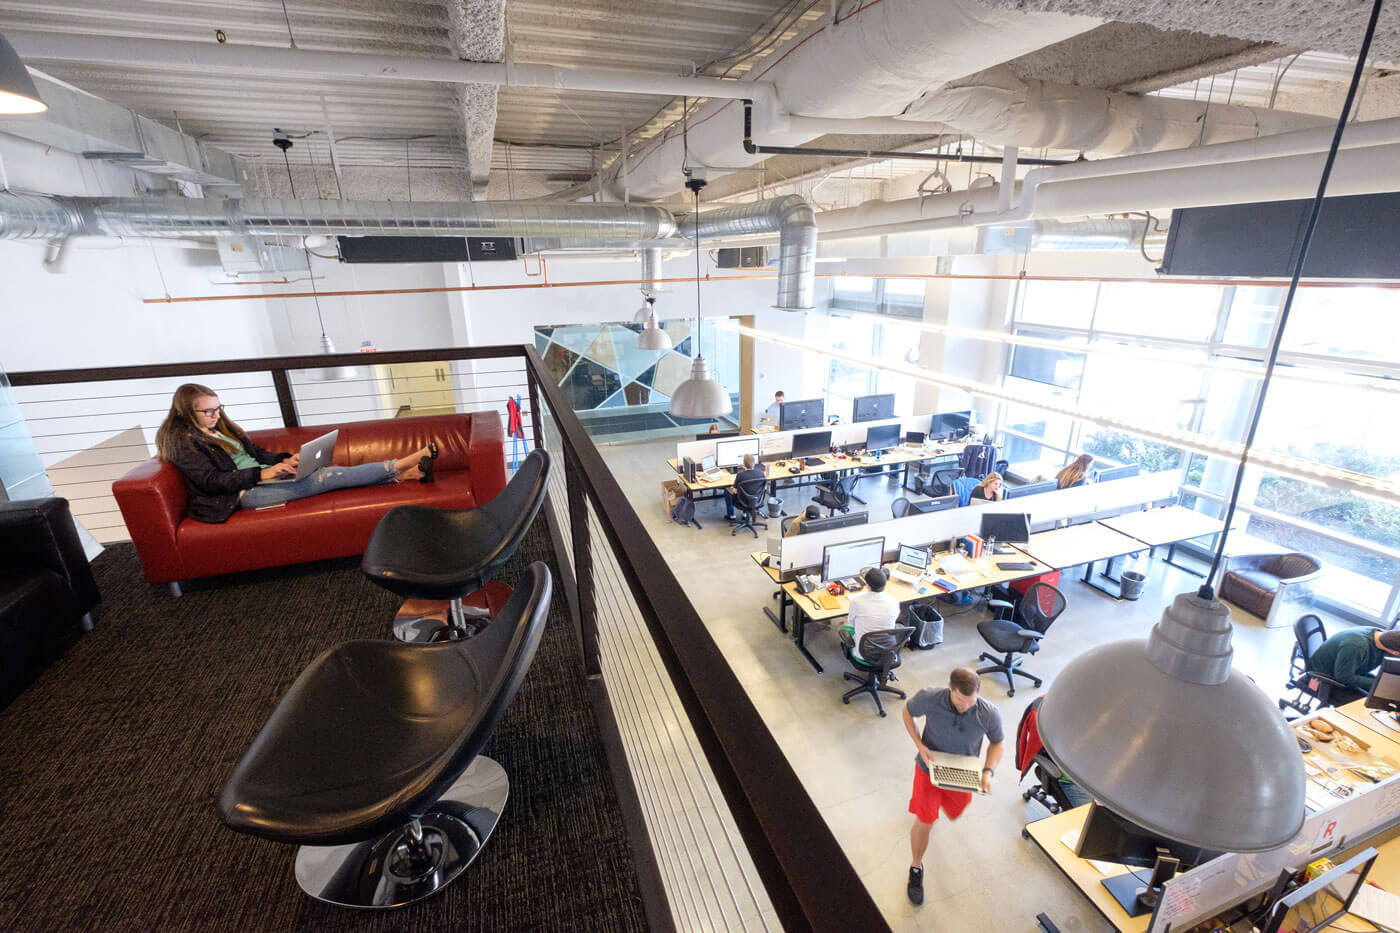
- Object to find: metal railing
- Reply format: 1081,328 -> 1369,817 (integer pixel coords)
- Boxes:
8,343 -> 887,932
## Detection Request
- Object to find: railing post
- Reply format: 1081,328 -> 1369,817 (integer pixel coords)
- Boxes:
270,369 -> 299,428
527,365 -> 544,451
565,444 -> 601,677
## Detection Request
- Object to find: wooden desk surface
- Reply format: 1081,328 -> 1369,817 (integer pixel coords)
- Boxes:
1099,506 -> 1225,548
1016,523 -> 1148,570
666,442 -> 963,493
1025,806 -> 1151,933
750,550 -> 782,583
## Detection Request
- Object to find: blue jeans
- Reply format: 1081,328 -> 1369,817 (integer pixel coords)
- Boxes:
239,461 -> 396,510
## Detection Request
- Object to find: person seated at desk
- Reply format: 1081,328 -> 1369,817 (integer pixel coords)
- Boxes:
840,567 -> 900,662
970,472 -> 1004,502
723,453 -> 766,521
786,505 -> 820,537
1055,453 -> 1094,489
1308,626 -> 1400,702
764,390 -> 785,419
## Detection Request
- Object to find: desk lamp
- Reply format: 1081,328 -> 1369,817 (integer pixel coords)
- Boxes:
1040,0 -> 1385,855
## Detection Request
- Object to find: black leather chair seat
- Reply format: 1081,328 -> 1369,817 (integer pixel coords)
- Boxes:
362,506 -> 507,599
976,618 -> 1039,655
220,640 -> 488,845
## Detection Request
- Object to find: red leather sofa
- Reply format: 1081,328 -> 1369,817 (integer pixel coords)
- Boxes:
113,412 -> 506,590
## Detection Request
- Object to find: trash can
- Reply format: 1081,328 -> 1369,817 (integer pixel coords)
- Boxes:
907,603 -> 944,649
766,497 -> 783,518
1120,570 -> 1147,600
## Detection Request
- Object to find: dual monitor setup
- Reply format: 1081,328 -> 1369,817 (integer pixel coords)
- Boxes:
812,512 -> 1030,585
775,393 -> 973,441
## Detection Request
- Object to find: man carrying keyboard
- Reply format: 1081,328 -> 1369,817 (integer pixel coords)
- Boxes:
900,668 -> 1004,906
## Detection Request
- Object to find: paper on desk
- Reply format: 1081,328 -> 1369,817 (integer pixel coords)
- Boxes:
1059,829 -> 1120,877
940,555 -> 973,575
1350,884 -> 1400,931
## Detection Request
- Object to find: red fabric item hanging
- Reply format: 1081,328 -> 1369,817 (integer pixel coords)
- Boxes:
506,396 -> 524,439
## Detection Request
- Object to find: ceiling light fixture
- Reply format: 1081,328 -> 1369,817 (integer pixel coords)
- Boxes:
1043,0 -> 1386,856
636,296 -> 673,350
0,32 -> 45,114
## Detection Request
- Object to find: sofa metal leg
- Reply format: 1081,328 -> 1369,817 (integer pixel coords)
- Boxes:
294,755 -> 509,909
167,581 -> 183,598
80,610 -> 97,632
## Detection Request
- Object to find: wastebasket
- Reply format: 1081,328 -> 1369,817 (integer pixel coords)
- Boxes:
1120,570 -> 1147,600
766,497 -> 783,518
907,602 -> 944,649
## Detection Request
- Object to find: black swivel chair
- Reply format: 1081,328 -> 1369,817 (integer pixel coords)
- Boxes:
929,467 -> 964,498
891,496 -> 911,519
994,458 -> 1009,477
362,448 -> 552,642
976,582 -> 1065,696
730,476 -> 769,538
813,474 -> 857,516
218,562 -> 553,910
1279,614 -> 1354,716
840,626 -> 915,717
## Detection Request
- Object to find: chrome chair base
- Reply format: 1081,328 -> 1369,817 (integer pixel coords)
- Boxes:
293,755 -> 510,909
393,597 -> 493,643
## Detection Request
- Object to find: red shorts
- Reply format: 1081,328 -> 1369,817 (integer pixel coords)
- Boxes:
908,766 -> 973,824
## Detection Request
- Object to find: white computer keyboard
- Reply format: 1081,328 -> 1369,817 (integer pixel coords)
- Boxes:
932,764 -> 983,791
891,569 -> 922,586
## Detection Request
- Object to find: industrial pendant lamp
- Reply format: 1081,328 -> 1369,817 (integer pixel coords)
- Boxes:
669,176 -> 731,419
0,33 -> 45,115
1038,0 -> 1386,854
636,297 -> 672,350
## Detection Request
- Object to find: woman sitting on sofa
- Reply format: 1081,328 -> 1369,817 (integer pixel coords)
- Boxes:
155,383 -> 438,523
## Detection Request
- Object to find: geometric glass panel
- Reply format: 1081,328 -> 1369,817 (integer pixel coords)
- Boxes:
536,327 -> 556,339
624,382 -> 651,405
550,325 -> 605,358
534,332 -> 551,357
543,344 -> 578,384
634,364 -> 657,389
674,336 -> 693,358
584,329 -> 620,371
598,388 -> 627,409
560,358 -> 622,410
614,327 -> 667,385
661,319 -> 691,348
652,352 -> 693,398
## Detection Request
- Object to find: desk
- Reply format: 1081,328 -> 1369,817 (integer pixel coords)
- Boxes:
1015,523 -> 1149,600
1025,805 -> 1151,933
667,442 -> 965,501
754,549 -> 1054,673
1099,506 -> 1226,577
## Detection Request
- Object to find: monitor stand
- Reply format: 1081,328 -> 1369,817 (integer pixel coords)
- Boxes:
1101,851 -> 1180,918
1371,710 -> 1400,734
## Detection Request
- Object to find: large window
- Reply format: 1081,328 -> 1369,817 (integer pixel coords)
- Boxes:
825,280 -> 925,418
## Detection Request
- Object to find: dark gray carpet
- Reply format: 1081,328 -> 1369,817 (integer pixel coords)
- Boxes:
0,524 -> 649,932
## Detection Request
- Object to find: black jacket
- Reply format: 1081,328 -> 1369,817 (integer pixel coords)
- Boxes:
167,428 -> 290,524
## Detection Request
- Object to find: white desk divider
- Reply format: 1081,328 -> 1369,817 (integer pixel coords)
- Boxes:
675,416 -> 929,464
1148,770 -> 1400,932
774,471 -> 1181,576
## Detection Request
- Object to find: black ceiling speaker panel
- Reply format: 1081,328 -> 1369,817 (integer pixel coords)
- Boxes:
338,236 -> 519,264
1160,193 -> 1400,279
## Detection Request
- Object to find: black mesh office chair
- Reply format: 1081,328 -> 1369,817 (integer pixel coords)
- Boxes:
977,582 -> 1065,697
840,625 -> 915,717
1279,614 -> 1354,716
730,476 -> 769,538
891,497 -> 911,519
780,514 -> 796,535
994,459 -> 1009,477
929,468 -> 964,498
218,563 -> 553,909
813,474 -> 857,516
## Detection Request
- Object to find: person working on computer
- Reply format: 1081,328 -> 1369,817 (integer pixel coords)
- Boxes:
764,390 -> 785,419
1056,453 -> 1094,489
723,453 -> 766,521
1308,627 -> 1400,702
970,472 -> 1004,502
840,567 -> 899,661
901,668 -> 1004,906
785,505 -> 820,537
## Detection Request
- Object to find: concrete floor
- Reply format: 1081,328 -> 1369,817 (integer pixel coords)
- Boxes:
599,436 -> 1325,932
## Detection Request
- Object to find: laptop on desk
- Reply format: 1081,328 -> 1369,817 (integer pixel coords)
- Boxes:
890,544 -> 929,586
258,430 -> 338,483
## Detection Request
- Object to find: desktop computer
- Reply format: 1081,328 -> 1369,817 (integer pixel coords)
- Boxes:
779,398 -> 825,431
821,536 -> 885,586
1005,480 -> 1056,500
1095,464 -> 1140,483
928,409 -> 972,440
852,394 -> 895,423
790,429 -> 832,466
801,511 -> 869,534
1075,803 -> 1222,917
1366,657 -> 1400,732
912,496 -> 957,514
715,437 -> 761,473
978,512 -> 1030,555
863,423 -> 902,452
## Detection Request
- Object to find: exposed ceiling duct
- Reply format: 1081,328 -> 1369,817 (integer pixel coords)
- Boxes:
677,196 -> 817,311
446,0 -> 507,198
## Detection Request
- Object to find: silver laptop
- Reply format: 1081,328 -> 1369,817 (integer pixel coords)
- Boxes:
927,750 -> 987,793
891,544 -> 929,585
260,429 -> 338,483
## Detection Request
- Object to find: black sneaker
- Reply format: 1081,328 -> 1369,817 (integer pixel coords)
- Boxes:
907,866 -> 924,905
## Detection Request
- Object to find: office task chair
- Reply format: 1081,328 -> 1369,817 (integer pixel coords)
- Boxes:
927,467 -> 964,498
362,449 -> 552,642
951,475 -> 980,507
730,476 -> 769,538
780,514 -> 797,535
1278,614 -> 1353,716
218,564 -> 553,909
813,474 -> 858,516
891,497 -> 911,519
977,582 -> 1065,696
959,443 -> 999,480
1016,697 -> 1074,815
840,625 -> 915,717
1217,551 -> 1322,627
994,458 -> 1010,477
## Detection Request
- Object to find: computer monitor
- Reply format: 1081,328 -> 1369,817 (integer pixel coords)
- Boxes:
700,454 -> 716,472
911,496 -> 957,514
852,393 -> 895,423
1005,480 -> 1057,500
1366,656 -> 1400,714
1095,464 -> 1140,483
897,544 -> 929,570
800,511 -> 870,534
780,398 -> 825,430
1075,803 -> 1223,916
715,437 -> 760,468
790,430 -> 833,458
979,512 -> 1030,544
1260,848 -> 1377,933
697,431 -> 739,440
821,536 -> 885,583
928,410 -> 972,440
905,431 -> 926,446
864,423 -> 902,451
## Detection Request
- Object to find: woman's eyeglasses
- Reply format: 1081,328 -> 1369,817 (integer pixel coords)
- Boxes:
195,406 -> 224,416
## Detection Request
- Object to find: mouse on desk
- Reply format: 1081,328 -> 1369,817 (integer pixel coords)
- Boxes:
788,465 -> 802,474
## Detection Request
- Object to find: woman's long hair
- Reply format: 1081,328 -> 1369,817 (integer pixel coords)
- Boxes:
155,383 -> 249,461
976,471 -> 1002,497
1056,453 -> 1095,489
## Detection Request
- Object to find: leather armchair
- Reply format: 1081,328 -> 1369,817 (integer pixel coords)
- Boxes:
0,498 -> 100,708
1219,552 -> 1322,627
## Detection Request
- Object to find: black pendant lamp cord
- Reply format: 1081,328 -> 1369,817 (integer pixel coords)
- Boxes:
281,147 -> 328,337
693,183 -> 702,346
1201,0 -> 1384,597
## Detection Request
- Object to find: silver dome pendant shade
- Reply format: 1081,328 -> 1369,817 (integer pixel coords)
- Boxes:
1038,589 -> 1305,853
669,355 -> 731,418
636,298 -> 672,350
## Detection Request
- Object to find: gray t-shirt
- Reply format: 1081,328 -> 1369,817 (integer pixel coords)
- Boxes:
906,686 -> 1004,774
